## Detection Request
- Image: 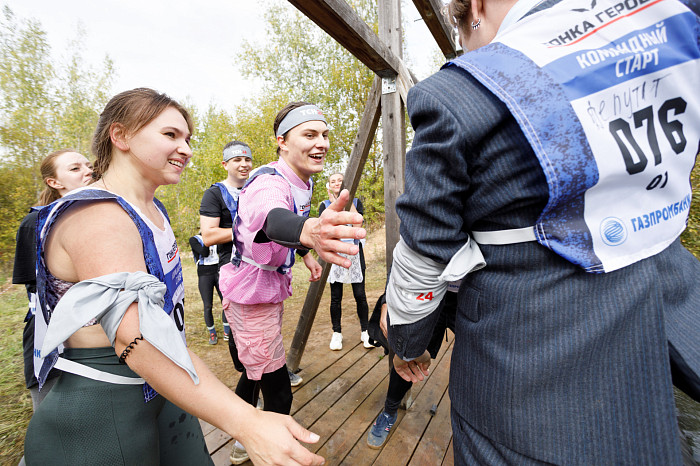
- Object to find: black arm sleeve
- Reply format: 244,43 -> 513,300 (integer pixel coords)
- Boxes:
189,236 -> 209,258
262,208 -> 309,249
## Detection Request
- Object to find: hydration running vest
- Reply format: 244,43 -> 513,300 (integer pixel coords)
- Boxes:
214,182 -> 241,225
233,163 -> 313,274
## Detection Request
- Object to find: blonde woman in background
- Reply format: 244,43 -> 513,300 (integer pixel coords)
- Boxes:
319,172 -> 371,351
12,149 -> 93,409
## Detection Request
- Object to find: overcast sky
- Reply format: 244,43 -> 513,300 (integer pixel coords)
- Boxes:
2,0 -> 443,112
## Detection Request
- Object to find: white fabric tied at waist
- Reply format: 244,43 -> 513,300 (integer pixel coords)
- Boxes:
471,226 -> 536,245
40,271 -> 199,385
386,237 -> 485,326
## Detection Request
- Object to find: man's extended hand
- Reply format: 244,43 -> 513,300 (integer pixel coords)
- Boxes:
300,189 -> 366,268
393,351 -> 431,383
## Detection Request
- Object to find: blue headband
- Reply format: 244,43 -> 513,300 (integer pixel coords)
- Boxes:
223,143 -> 252,162
275,105 -> 326,137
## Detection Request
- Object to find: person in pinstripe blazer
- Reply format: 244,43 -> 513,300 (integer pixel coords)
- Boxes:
386,0 -> 700,463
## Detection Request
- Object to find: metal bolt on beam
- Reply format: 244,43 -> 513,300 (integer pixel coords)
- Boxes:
382,77 -> 397,94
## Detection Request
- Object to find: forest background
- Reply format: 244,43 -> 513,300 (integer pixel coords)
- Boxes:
0,0 -> 435,277
1,0 -> 699,275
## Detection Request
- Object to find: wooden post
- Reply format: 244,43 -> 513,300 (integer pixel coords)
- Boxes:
378,0 -> 411,408
379,0 -> 406,272
287,79 -> 383,371
285,0 -> 443,367
411,0 -> 460,59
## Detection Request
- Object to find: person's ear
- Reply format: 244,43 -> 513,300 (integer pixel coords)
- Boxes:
45,177 -> 63,190
276,135 -> 287,152
110,123 -> 130,152
471,0 -> 483,24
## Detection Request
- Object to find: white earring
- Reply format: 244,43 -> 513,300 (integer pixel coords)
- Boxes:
471,18 -> 481,30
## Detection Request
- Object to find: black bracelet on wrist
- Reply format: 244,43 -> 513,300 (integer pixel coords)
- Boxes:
118,334 -> 144,364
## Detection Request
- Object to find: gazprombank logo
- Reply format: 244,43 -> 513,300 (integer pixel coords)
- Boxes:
600,217 -> 627,246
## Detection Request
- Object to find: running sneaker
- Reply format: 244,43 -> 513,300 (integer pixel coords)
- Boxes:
288,369 -> 303,387
367,410 -> 397,449
208,331 -> 218,345
361,330 -> 373,349
329,332 -> 343,351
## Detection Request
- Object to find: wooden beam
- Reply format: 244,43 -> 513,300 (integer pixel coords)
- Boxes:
287,79 -> 382,371
288,0 -> 415,103
286,260 -> 331,373
379,0 -> 410,405
342,76 -> 382,199
287,0 -> 404,78
379,0 -> 406,272
411,0 -> 460,59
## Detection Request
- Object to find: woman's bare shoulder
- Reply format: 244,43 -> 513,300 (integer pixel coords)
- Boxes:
47,200 -> 146,282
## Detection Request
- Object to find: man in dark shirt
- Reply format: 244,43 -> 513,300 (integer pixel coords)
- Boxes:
199,141 -> 252,362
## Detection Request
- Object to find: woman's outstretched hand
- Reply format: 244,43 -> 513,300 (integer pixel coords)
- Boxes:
241,410 -> 325,465
302,253 -> 322,281
300,189 -> 366,268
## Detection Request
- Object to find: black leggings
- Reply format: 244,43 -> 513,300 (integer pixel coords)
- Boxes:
229,334 -> 245,373
330,278 -> 369,333
198,271 -> 226,329
235,364 -> 292,414
384,367 -> 413,415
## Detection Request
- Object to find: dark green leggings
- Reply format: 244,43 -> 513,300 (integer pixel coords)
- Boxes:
25,347 -> 213,465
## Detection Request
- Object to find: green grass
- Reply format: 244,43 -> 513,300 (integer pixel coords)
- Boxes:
0,284 -> 33,465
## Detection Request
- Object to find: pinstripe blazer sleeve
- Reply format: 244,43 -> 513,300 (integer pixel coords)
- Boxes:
388,72 -> 475,359
397,75 -> 476,264
389,66 -> 547,360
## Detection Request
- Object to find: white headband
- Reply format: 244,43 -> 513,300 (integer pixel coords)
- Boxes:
223,143 -> 252,162
276,105 -> 326,137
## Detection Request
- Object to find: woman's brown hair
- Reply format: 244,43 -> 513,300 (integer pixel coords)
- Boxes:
91,88 -> 193,180
38,149 -> 80,205
445,0 -> 471,30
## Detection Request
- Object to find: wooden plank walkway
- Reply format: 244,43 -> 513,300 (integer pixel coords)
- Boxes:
203,331 -> 455,465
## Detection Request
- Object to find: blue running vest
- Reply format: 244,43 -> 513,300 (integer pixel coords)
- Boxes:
34,188 -> 186,401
